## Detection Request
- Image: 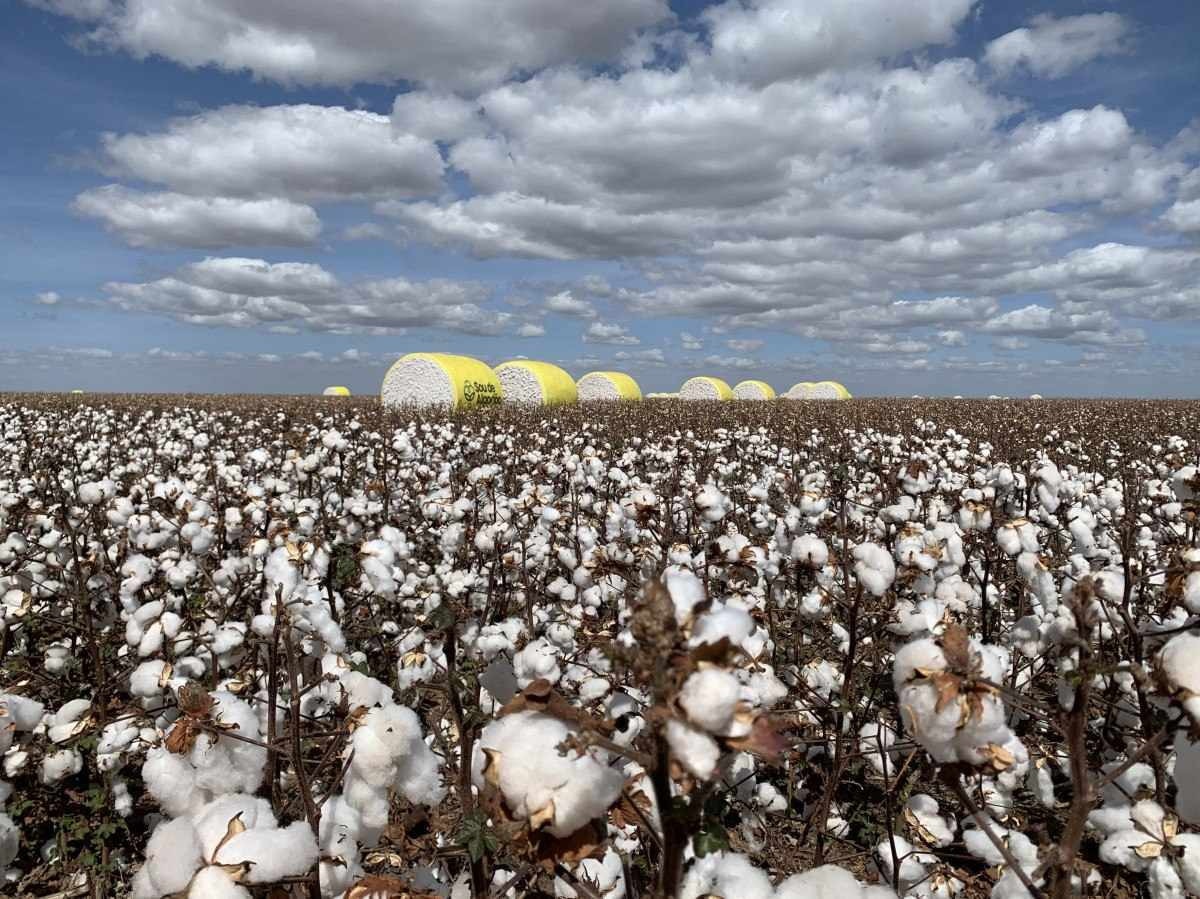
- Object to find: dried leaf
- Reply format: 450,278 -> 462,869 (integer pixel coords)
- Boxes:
940,623 -> 972,673
210,812 -> 248,863
530,798 -> 557,831
726,714 -> 788,765
1133,840 -> 1164,860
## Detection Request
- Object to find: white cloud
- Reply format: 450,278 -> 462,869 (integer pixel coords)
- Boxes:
29,0 -> 669,90
544,290 -> 597,318
936,330 -> 967,347
73,186 -> 321,248
985,13 -> 1130,79
102,257 -> 511,335
34,291 -> 61,306
614,348 -> 667,366
680,332 -> 704,351
1163,198 -> 1200,234
517,323 -> 546,337
582,321 -> 640,345
702,0 -> 975,85
726,338 -> 763,352
100,105 -> 444,200
699,353 -> 757,370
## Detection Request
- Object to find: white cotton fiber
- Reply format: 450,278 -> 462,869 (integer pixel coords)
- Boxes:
679,376 -> 732,401
473,710 -> 625,838
678,667 -> 743,735
680,852 -> 774,899
577,371 -> 642,401
185,866 -> 250,898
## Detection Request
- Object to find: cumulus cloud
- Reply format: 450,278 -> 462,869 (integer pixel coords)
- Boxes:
73,186 -> 321,248
680,332 -> 704,351
517,322 -> 546,337
101,257 -> 511,335
985,13 -> 1130,79
544,290 -> 597,318
582,321 -> 640,345
100,105 -> 444,200
702,0 -> 975,85
614,348 -> 667,366
26,0 -> 670,90
726,338 -> 763,352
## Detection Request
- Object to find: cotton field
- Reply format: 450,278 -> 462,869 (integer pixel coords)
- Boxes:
2,395 -> 1200,899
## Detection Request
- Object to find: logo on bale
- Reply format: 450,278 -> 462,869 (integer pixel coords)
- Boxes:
464,381 -> 501,407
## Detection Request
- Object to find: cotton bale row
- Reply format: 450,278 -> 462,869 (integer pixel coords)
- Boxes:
577,371 -> 642,401
381,353 -> 502,410
679,376 -> 733,401
732,379 -> 776,400
494,360 -> 577,406
322,386 -> 351,397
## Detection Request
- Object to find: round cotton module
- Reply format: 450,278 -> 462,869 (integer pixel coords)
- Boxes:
494,360 -> 577,406
322,386 -> 351,397
69,390 -> 84,395
733,379 -> 776,400
813,380 -> 851,399
381,353 -> 503,410
577,371 -> 642,401
679,376 -> 733,401
646,392 -> 678,398
783,381 -> 814,400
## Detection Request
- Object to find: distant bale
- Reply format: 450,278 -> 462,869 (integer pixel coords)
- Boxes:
381,353 -> 502,410
646,392 -> 678,399
679,376 -> 733,401
733,379 -> 776,401
323,386 -> 351,397
577,371 -> 642,401
495,360 -> 577,406
69,389 -> 84,395
1030,394 -> 1044,400
785,380 -> 851,400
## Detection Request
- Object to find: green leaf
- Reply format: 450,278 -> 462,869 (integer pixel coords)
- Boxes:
456,810 -> 498,863
693,825 -> 729,858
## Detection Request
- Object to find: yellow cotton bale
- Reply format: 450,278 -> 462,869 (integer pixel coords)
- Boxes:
381,352 -> 503,410
818,380 -> 852,399
679,376 -> 733,401
69,389 -> 85,395
786,380 -> 851,400
577,371 -> 642,401
322,386 -> 351,397
733,379 -> 776,400
494,360 -> 578,406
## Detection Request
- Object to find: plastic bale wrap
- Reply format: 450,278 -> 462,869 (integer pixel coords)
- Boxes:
733,379 -> 776,400
322,386 -> 351,397
380,353 -> 503,410
577,371 -> 642,401
494,360 -> 578,406
679,376 -> 733,401
815,380 -> 852,399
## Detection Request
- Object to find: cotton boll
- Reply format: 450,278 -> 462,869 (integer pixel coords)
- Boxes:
852,543 -> 895,596
666,719 -> 721,780
0,812 -> 19,881
678,668 -> 743,736
776,863 -> 895,899
473,711 -> 625,838
185,866 -> 250,899
554,847 -> 626,898
131,815 -> 203,899
680,851 -> 774,899
40,748 -> 82,784
513,637 -> 562,689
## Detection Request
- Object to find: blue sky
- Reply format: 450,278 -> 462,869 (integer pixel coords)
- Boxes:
3,0 -> 1199,396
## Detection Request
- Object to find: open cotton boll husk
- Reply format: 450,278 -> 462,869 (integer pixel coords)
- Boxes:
381,353 -> 502,410
733,379 -> 776,400
577,371 -> 642,401
494,360 -> 577,406
322,386 -> 351,397
679,376 -> 733,401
